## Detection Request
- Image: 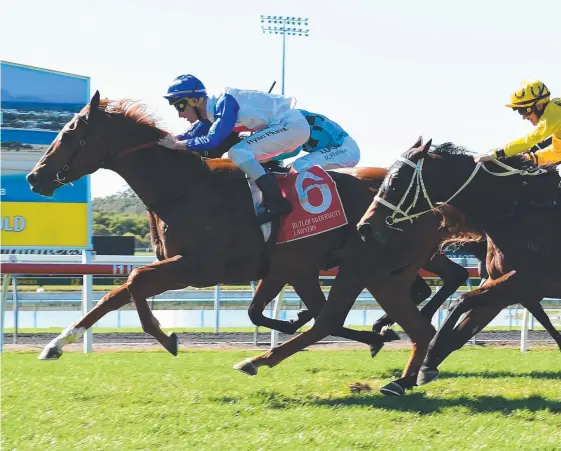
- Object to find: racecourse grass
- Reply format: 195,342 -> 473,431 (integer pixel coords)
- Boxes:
2,348 -> 561,451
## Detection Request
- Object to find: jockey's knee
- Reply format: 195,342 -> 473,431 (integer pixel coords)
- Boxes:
291,157 -> 313,173
345,137 -> 361,167
228,145 -> 253,168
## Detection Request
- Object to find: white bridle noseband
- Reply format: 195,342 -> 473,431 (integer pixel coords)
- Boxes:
373,154 -> 548,230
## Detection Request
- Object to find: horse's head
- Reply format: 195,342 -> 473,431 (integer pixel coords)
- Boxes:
27,91 -> 165,197
358,137 -> 431,244
358,137 -> 479,246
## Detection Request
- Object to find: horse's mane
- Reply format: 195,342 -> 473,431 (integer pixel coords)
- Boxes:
81,98 -> 167,134
429,142 -> 472,158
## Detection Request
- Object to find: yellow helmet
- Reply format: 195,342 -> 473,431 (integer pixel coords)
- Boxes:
506,80 -> 550,109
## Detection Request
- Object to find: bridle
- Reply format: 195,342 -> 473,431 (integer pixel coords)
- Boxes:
373,153 -> 548,230
54,113 -> 159,185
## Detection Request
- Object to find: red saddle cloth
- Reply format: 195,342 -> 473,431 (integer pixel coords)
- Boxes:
275,166 -> 348,244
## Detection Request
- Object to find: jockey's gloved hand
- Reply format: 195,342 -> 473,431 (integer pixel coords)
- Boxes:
158,135 -> 187,151
519,151 -> 539,170
524,151 -> 539,165
474,148 -> 505,164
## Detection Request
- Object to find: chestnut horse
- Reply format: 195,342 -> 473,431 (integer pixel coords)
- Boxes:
26,91 -> 426,360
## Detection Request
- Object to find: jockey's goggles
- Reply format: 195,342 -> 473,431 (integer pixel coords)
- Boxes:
172,97 -> 203,112
513,106 -> 532,116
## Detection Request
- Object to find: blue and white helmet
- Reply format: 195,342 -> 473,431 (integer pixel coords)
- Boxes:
164,74 -> 207,102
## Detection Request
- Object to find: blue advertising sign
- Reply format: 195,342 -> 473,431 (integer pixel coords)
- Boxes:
1,61 -> 92,249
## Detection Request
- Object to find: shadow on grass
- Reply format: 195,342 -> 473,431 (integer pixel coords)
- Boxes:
213,389 -> 561,414
437,370 -> 561,380
312,393 -> 561,415
379,368 -> 561,381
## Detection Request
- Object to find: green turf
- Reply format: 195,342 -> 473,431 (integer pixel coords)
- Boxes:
2,348 -> 560,450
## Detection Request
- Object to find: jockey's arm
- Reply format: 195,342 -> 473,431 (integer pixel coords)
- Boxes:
176,120 -> 211,141
181,94 -> 240,151
504,114 -> 560,158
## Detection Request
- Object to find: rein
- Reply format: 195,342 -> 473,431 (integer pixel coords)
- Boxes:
374,155 -> 549,230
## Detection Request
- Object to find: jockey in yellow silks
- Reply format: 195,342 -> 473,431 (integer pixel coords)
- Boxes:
474,80 -> 561,171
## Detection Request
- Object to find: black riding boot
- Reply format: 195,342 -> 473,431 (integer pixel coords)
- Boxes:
255,174 -> 292,223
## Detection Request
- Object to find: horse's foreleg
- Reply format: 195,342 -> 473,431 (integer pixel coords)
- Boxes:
418,271 -> 540,386
38,285 -> 131,360
126,255 -> 203,355
365,278 -> 436,397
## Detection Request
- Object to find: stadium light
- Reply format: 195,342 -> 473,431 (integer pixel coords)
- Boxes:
260,15 -> 310,95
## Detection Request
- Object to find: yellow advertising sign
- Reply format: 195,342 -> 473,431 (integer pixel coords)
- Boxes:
0,202 -> 89,247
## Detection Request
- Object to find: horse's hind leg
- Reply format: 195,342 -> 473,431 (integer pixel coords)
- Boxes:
291,276 -> 387,347
233,265 -> 366,376
418,254 -> 469,320
248,278 -> 313,334
38,284 -> 132,360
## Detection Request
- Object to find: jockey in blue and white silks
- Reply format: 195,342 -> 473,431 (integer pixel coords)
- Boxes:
272,109 -> 361,173
160,74 -> 310,219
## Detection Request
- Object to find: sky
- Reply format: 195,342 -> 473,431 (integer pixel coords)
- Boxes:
2,0 -> 560,198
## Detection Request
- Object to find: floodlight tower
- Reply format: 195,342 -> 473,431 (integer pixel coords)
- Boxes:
260,15 -> 309,95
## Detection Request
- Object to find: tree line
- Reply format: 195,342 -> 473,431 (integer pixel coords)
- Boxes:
92,188 -> 151,248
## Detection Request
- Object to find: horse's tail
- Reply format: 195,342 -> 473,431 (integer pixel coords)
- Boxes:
148,210 -> 165,261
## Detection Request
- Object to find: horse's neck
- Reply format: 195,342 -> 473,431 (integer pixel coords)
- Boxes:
109,146 -> 209,210
443,160 -> 534,227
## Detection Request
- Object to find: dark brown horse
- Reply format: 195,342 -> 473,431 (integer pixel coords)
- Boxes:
358,139 -> 561,387
233,138 -> 561,397
27,91 -> 426,359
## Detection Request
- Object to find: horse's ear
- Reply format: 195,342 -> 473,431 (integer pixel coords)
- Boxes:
410,136 -> 423,149
420,138 -> 433,155
90,90 -> 101,110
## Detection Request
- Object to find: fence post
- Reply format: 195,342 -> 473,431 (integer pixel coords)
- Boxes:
12,276 -> 18,344
251,281 -> 258,345
520,308 -> 530,352
82,250 -> 94,353
214,284 -> 220,333
270,286 -> 286,348
0,274 -> 11,353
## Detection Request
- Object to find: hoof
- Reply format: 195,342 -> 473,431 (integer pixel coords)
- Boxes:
167,333 -> 179,356
380,381 -> 405,397
38,344 -> 63,360
233,358 -> 258,376
369,342 -> 384,358
417,367 -> 439,386
381,327 -> 400,342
